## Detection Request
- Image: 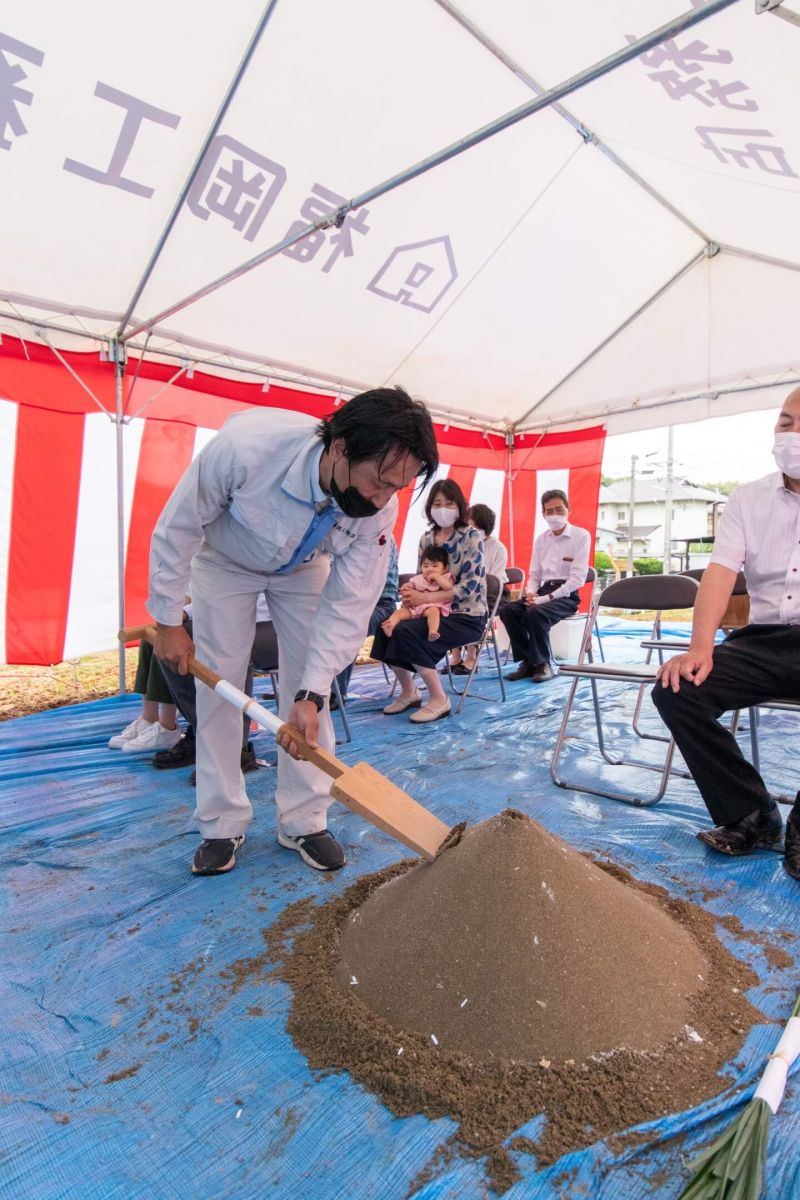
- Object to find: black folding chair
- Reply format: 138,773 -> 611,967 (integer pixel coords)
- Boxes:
634,570 -> 747,743
505,566 -> 525,592
251,621 -> 352,744
550,574 -> 699,806
442,574 -> 507,712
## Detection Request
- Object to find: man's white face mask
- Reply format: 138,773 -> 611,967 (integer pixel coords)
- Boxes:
544,513 -> 567,530
772,432 -> 800,478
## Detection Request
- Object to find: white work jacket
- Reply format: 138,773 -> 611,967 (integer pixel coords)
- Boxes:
148,408 -> 395,694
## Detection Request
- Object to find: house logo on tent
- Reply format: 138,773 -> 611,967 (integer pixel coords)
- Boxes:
367,236 -> 458,314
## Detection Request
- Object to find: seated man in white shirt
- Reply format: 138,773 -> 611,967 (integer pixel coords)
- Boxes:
653,388 -> 800,883
500,489 -> 591,683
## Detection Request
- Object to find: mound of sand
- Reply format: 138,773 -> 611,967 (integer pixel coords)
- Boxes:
335,810 -> 708,1063
261,808 -> 762,1190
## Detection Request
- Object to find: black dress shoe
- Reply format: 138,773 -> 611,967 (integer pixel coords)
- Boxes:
505,662 -> 534,681
696,803 -> 783,857
530,662 -> 555,683
785,806 -> 800,881
152,730 -> 196,769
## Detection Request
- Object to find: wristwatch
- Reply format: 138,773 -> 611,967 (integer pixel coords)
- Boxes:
294,689 -> 325,712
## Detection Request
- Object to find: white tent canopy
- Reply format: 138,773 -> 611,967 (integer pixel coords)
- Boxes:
2,0 -> 800,434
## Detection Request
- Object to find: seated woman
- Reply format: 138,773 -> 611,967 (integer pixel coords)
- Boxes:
448,503 -> 508,675
371,479 -> 486,723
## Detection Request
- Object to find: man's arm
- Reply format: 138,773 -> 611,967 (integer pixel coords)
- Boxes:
279,505 -> 397,758
526,535 -> 543,596
656,563 -> 737,691
149,431 -> 244,672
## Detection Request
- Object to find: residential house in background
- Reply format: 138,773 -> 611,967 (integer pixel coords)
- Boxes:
598,478 -> 728,568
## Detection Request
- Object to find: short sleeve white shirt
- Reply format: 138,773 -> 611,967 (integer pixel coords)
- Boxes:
710,471 -> 800,624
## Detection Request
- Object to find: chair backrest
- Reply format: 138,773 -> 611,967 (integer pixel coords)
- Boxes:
680,568 -> 705,582
597,573 -> 700,611
505,566 -> 525,585
585,565 -> 596,584
485,573 -> 502,614
733,570 -> 748,595
250,620 -> 280,673
398,572 -> 415,587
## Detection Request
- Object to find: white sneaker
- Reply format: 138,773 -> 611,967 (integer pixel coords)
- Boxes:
108,716 -> 152,749
121,722 -> 182,753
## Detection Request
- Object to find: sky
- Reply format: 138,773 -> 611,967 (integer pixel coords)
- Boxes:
601,405 -> 780,486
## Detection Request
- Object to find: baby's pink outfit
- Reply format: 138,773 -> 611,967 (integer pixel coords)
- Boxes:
407,572 -> 455,618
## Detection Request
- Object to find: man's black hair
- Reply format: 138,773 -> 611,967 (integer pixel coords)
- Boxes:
420,544 -> 449,568
317,386 -> 438,488
541,488 -> 570,511
424,478 -> 469,528
468,503 -> 496,537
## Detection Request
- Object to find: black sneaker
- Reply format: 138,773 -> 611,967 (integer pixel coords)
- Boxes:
191,836 -> 244,875
188,743 -> 259,786
152,730 -> 196,769
277,829 -> 346,871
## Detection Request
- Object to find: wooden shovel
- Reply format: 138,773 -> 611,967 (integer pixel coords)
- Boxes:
119,625 -> 451,859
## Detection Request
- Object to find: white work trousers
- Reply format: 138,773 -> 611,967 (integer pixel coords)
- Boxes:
189,546 -> 334,840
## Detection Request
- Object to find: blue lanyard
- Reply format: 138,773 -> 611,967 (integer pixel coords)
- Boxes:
275,502 -> 337,575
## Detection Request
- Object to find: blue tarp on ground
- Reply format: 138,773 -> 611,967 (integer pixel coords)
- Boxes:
1,624 -> 798,1199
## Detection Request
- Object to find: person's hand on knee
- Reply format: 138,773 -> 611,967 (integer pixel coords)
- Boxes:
656,648 -> 714,692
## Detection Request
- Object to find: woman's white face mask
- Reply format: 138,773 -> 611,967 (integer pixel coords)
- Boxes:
431,506 -> 457,528
772,432 -> 800,478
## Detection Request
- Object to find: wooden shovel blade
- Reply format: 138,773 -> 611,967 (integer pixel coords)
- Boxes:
329,762 -> 450,860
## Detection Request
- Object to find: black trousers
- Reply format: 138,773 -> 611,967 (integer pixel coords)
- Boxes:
159,619 -> 279,750
499,591 -> 579,666
651,624 -> 800,826
336,597 -> 396,699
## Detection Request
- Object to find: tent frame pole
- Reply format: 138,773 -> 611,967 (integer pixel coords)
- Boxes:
516,374 -> 800,435
116,0 -> 282,336
504,431 -> 516,568
432,0 -> 710,244
120,0 -> 740,344
516,250 -> 706,426
113,340 -> 128,694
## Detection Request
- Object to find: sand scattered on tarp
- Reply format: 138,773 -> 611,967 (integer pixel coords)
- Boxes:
265,810 -> 761,1192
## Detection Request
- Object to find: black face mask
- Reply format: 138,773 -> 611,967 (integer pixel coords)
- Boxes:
328,458 -> 381,518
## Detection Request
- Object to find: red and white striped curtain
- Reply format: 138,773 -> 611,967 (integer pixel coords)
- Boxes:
0,339 -> 604,665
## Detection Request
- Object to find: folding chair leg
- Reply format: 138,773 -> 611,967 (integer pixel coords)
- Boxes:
449,635 -> 507,712
748,706 -> 760,773
550,676 -> 678,806
593,618 -> 605,663
492,636 -> 507,702
330,677 -> 352,744
632,681 -> 671,743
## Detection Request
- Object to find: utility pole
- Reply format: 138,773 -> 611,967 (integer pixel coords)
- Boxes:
627,454 -> 637,577
663,426 -> 674,573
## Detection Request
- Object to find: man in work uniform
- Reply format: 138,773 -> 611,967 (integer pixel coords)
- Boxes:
149,386 -> 437,876
501,489 -> 591,683
653,387 -> 800,883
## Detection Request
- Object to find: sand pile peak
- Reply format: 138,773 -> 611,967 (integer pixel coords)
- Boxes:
335,809 -> 708,1063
